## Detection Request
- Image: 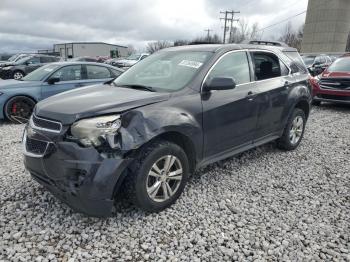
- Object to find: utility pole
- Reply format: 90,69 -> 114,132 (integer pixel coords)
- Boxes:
220,10 -> 240,44
204,29 -> 212,42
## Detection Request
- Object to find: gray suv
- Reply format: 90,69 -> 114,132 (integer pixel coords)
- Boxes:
23,43 -> 312,216
0,55 -> 61,80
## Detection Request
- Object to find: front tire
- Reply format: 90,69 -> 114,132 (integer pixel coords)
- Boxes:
125,140 -> 189,212
4,96 -> 35,124
13,70 -> 24,80
277,108 -> 306,151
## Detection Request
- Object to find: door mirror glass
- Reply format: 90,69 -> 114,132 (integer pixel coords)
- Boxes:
47,77 -> 60,85
203,77 -> 236,92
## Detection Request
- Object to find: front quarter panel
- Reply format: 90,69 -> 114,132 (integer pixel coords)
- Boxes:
118,92 -> 203,162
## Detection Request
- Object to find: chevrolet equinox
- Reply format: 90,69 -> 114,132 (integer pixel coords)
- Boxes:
23,43 -> 312,216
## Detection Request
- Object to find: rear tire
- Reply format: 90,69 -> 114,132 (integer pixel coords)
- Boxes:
125,140 -> 189,212
277,108 -> 306,151
4,96 -> 35,124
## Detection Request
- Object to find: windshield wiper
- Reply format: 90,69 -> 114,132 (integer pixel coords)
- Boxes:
118,84 -> 155,92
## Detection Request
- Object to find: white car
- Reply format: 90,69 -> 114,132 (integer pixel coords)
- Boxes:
109,53 -> 150,68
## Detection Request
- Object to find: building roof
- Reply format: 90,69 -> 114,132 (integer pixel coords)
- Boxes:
54,42 -> 128,48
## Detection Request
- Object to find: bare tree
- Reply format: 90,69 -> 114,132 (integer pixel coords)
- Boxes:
279,22 -> 304,51
126,44 -> 136,55
146,40 -> 172,54
229,19 -> 260,43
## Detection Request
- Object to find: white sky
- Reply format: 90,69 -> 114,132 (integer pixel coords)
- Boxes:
0,0 -> 308,53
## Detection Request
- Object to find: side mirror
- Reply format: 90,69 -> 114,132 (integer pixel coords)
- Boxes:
47,77 -> 60,85
203,77 -> 236,92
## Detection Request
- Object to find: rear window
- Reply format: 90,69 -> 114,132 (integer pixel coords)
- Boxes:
327,58 -> 350,72
284,52 -> 308,73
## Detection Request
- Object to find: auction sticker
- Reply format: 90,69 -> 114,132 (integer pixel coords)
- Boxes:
178,60 -> 203,69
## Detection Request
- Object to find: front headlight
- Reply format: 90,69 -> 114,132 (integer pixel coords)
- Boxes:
71,115 -> 121,147
2,66 -> 13,70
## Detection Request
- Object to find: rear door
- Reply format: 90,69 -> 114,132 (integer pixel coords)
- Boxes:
77,64 -> 115,87
249,50 -> 292,139
41,64 -> 83,99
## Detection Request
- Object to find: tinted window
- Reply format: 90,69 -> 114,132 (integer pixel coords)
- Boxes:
22,64 -> 61,81
284,51 -> 308,74
26,57 -> 40,64
50,65 -> 82,81
110,68 -> 122,78
40,57 -> 52,63
86,65 -> 111,79
208,51 -> 250,85
251,52 -> 282,80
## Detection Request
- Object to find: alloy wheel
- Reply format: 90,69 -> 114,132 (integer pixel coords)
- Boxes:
289,115 -> 304,145
13,72 -> 24,80
146,155 -> 183,202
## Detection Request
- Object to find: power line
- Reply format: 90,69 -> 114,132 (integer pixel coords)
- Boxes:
258,10 -> 307,32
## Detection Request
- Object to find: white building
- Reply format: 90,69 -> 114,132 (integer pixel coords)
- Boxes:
53,42 -> 128,59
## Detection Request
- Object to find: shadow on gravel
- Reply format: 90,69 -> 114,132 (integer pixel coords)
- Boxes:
316,103 -> 350,112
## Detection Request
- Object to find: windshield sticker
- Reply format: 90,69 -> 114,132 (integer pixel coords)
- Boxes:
44,68 -> 54,72
178,60 -> 203,69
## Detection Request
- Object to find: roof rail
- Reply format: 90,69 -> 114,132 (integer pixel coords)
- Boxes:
244,40 -> 289,47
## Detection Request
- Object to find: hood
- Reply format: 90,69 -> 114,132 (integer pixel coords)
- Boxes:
322,71 -> 350,78
115,59 -> 137,66
35,84 -> 171,125
0,79 -> 39,90
0,62 -> 16,67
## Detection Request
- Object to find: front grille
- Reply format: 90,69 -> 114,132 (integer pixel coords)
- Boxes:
32,115 -> 62,132
26,137 -> 48,155
320,78 -> 350,90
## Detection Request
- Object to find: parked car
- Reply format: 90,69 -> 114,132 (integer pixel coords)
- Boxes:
110,53 -> 149,68
23,43 -> 311,216
0,55 -> 61,80
310,56 -> 350,105
0,62 -> 123,123
301,54 -> 332,76
0,53 -> 32,65
70,56 -> 100,63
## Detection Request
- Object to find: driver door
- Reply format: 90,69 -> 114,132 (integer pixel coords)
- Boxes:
41,65 -> 83,99
202,51 -> 260,158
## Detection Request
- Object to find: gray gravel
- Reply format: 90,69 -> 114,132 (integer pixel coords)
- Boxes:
1,104 -> 350,261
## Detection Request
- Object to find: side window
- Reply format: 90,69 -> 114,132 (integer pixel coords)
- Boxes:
110,69 -> 122,78
40,57 -> 51,63
50,65 -> 82,81
314,56 -> 322,65
86,65 -> 111,79
251,52 -> 282,80
280,61 -> 290,76
208,51 -> 250,85
27,57 -> 40,64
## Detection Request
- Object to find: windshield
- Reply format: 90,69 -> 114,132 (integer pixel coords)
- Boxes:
22,64 -> 60,81
8,54 -> 18,62
15,56 -> 32,64
327,58 -> 350,72
126,54 -> 142,60
113,51 -> 212,92
302,56 -> 316,66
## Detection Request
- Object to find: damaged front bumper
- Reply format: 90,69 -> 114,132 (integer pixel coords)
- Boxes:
22,126 -> 133,217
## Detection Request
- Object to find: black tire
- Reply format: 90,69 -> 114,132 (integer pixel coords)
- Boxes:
312,100 -> 321,106
277,108 -> 306,151
12,70 -> 25,80
124,140 -> 189,212
4,96 -> 36,124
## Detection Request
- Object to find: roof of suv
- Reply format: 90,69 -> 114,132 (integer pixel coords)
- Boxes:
163,43 -> 297,53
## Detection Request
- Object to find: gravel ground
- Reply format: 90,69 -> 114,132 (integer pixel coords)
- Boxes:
0,104 -> 349,261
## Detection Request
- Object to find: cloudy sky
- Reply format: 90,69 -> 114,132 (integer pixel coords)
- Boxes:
0,0 -> 308,53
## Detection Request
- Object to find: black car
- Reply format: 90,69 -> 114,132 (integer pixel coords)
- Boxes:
23,43 -> 312,216
0,55 -> 61,80
301,54 -> 332,76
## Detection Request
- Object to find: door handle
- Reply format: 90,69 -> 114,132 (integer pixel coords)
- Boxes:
246,91 -> 256,101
